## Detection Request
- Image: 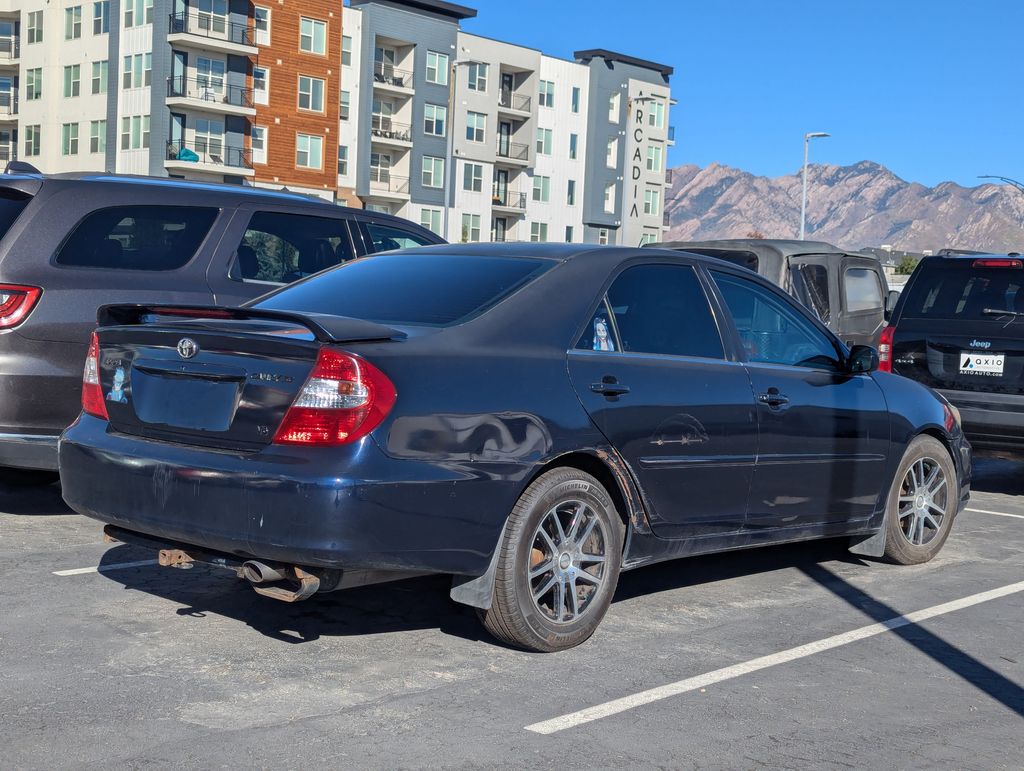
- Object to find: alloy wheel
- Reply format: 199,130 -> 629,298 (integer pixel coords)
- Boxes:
897,457 -> 948,546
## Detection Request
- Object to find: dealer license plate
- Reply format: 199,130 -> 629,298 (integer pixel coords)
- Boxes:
959,352 -> 1005,377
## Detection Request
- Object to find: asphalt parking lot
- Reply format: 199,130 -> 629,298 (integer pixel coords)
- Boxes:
2,458 -> 1022,770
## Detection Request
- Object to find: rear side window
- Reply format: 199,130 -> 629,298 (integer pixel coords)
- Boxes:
0,190 -> 31,243
579,264 -> 724,359
55,206 -> 218,270
365,222 -> 436,251
255,253 -> 551,327
791,263 -> 831,322
901,262 -> 1024,320
844,267 -> 883,313
233,211 -> 356,284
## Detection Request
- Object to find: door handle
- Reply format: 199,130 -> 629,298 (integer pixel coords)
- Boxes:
758,389 -> 789,408
591,377 -> 630,397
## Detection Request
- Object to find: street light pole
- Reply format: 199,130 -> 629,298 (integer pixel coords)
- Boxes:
800,131 -> 830,240
442,58 -> 484,242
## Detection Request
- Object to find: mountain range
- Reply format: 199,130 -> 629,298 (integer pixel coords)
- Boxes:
663,161 -> 1024,253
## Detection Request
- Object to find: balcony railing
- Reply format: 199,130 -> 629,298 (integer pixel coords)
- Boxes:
0,36 -> 19,62
168,12 -> 255,48
370,118 -> 412,142
368,170 -> 410,195
0,92 -> 17,117
167,76 -> 253,108
166,139 -> 252,170
496,140 -> 529,162
498,90 -> 531,112
0,145 -> 16,163
492,191 -> 527,210
373,61 -> 413,90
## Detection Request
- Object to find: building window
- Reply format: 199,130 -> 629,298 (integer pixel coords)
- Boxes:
91,61 -> 108,94
536,127 -> 552,156
252,126 -> 267,165
426,51 -> 448,85
123,0 -> 153,28
604,183 -> 615,214
63,65 -> 81,98
342,36 -> 353,67
340,90 -> 351,120
606,137 -> 618,168
122,53 -> 151,89
65,6 -> 83,39
538,80 -> 554,108
463,162 -> 483,192
336,144 -> 348,175
90,120 -> 106,153
648,100 -> 665,129
296,133 -> 323,168
420,208 -> 442,236
93,2 -> 110,34
423,104 -> 446,137
62,123 -> 79,155
567,179 -> 576,206
571,86 -> 580,113
254,7 -> 270,46
370,152 -> 391,183
644,188 -> 661,215
253,67 -> 269,105
422,156 -> 444,188
608,92 -> 620,122
120,115 -> 151,150
565,225 -> 574,242
299,17 -> 326,54
197,57 -> 225,94
461,214 -> 481,243
598,228 -> 609,245
530,222 -> 548,242
647,145 -> 663,173
532,175 -> 550,203
569,133 -> 578,160
26,69 -> 42,100
467,62 -> 487,92
27,11 -> 43,44
298,75 -> 325,112
466,112 -> 486,143
639,232 -> 658,246
24,125 -> 41,156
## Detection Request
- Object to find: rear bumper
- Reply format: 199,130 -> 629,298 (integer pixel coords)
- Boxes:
59,415 -> 518,576
0,432 -> 59,471
940,388 -> 1024,454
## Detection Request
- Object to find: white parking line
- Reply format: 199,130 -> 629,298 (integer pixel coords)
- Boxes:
524,580 -> 1024,735
53,559 -> 158,577
967,508 -> 1024,520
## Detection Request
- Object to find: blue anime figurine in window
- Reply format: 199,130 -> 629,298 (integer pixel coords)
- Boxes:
592,316 -> 615,352
106,366 -> 128,404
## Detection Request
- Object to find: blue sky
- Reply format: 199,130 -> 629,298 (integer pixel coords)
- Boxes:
464,0 -> 1022,188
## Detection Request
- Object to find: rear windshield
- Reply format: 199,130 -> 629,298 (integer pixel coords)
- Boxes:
901,262 -> 1024,320
0,190 -> 31,243
254,253 -> 553,327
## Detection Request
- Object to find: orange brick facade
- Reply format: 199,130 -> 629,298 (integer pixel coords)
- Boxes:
252,1 -> 341,198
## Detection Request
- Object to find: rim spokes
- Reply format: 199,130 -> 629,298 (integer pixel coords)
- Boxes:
898,457 -> 947,546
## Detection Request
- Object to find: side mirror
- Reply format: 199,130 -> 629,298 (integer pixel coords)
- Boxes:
884,289 -> 900,321
848,344 -> 879,374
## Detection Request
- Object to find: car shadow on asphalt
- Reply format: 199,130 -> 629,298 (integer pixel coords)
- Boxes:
0,481 -> 73,516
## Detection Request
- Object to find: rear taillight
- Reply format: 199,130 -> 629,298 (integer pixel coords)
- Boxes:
82,332 -> 109,420
878,326 -> 895,372
274,348 -> 396,446
0,284 -> 41,330
973,258 -> 1022,269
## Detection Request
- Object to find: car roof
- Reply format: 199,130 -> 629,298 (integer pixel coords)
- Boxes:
925,252 -> 1022,260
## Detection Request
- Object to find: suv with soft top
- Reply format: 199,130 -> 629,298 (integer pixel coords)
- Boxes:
0,171 -> 443,482
882,253 -> 1024,455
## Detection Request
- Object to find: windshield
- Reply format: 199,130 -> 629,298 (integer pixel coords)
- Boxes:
901,262 -> 1024,320
254,253 -> 553,327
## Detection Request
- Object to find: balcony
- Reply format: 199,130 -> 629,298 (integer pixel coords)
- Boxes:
0,92 -> 16,121
167,12 -> 258,57
166,76 -> 255,117
495,139 -> 529,166
370,118 -> 412,147
164,139 -> 254,177
498,90 -> 531,116
372,62 -> 414,95
491,191 -> 527,215
667,125 -> 676,145
0,36 -> 18,66
368,169 -> 410,200
665,168 -> 673,185
0,145 -> 15,164
662,211 -> 671,228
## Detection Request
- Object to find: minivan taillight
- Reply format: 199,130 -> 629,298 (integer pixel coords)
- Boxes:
878,326 -> 895,372
274,348 -> 396,446
82,332 -> 109,420
0,284 -> 41,330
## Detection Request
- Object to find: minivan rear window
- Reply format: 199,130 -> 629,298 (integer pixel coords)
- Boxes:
901,262 -> 1024,320
254,253 -> 552,327
0,190 -> 31,243
55,205 -> 218,270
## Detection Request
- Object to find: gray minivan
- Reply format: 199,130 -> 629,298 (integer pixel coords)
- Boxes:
0,171 -> 443,483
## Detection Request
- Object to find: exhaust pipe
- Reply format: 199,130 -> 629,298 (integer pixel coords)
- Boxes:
242,560 -> 287,584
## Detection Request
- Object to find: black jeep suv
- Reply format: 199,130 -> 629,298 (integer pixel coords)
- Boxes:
882,253 -> 1024,456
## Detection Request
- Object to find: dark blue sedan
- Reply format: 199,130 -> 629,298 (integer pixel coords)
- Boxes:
59,245 -> 971,651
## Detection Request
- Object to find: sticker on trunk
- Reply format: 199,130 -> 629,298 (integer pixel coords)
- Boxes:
960,352 -> 1005,376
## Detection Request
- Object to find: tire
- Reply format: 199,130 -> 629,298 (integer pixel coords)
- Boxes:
0,467 -> 59,488
479,468 -> 623,652
882,436 -> 957,565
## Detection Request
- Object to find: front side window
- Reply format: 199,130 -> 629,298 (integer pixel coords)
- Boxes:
713,271 -> 841,370
232,211 -> 354,283
421,155 -> 444,188
463,162 -> 483,193
426,51 -> 448,85
466,111 -> 486,142
844,267 -> 883,313
366,223 -> 434,251
55,206 -> 218,271
296,133 -> 323,169
298,75 -> 325,111
299,17 -> 327,54
467,62 -> 487,92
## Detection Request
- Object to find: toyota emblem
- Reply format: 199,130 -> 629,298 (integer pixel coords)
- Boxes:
177,338 -> 199,359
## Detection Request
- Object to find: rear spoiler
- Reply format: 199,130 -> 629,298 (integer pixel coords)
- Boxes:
97,304 -> 408,343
